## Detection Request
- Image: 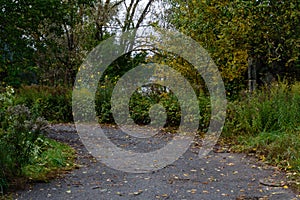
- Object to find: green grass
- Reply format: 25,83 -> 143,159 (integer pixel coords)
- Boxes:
22,138 -> 76,181
222,80 -> 300,191
0,137 -> 75,196
232,131 -> 300,170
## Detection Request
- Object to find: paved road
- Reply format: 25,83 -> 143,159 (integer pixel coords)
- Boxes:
14,124 -> 299,200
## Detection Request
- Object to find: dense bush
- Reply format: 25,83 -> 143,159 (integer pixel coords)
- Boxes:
95,81 -> 211,131
95,80 -> 115,123
15,85 -> 73,122
224,81 -> 300,136
0,86 -> 76,193
0,86 -> 47,192
13,82 -> 211,131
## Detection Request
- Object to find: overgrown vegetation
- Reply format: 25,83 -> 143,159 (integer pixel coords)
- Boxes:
0,86 -> 75,194
10,81 -> 300,179
222,80 -> 300,189
15,85 -> 72,123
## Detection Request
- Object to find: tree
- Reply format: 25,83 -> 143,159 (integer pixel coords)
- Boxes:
96,0 -> 158,81
166,0 -> 300,96
0,0 -> 92,86
0,0 -> 159,87
31,0 -> 97,86
0,0 -> 37,86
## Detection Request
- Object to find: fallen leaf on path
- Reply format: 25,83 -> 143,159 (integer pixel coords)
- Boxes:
130,190 -> 143,195
116,192 -> 123,196
187,189 -> 197,194
227,163 -> 235,166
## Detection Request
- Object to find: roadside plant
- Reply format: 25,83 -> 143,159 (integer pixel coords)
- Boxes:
0,86 -> 47,191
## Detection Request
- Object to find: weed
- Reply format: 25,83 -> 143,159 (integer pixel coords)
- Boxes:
223,80 -> 300,190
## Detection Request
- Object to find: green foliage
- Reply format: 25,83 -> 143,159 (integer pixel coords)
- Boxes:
167,0 -> 300,96
235,131 -> 300,171
1,105 -> 47,168
223,81 -> 300,172
22,138 -> 75,181
73,87 -> 96,122
0,86 -> 14,123
95,79 -> 115,123
224,80 -> 300,136
0,86 -> 47,191
0,86 -> 75,193
15,85 -> 73,122
128,85 -> 182,127
0,0 -> 104,87
0,0 -> 154,87
95,53 -> 148,123
96,80 -> 211,130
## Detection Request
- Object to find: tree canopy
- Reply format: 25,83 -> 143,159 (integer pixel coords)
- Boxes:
0,0 -> 299,95
0,0 -> 157,87
166,0 -> 300,96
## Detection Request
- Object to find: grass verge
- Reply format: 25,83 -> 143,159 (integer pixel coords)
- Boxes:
222,80 -> 300,192
1,137 -> 75,198
22,137 -> 76,181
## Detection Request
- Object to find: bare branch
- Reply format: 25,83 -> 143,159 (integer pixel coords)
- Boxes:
136,0 -> 155,29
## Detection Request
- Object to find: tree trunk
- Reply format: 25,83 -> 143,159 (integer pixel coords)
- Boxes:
248,57 -> 256,93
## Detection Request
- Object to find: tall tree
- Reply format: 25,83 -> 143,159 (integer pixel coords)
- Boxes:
0,0 -> 94,86
166,0 -> 300,96
0,0 -> 158,87
0,0 -> 37,86
96,0 -> 158,80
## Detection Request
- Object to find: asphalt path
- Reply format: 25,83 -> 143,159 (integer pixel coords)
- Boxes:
13,124 -> 299,200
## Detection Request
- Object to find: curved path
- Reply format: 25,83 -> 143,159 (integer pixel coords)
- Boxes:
14,124 -> 299,200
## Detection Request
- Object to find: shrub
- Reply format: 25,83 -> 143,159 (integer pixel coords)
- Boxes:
73,87 -> 96,122
15,85 -> 73,122
95,80 -> 115,123
0,86 -> 76,193
2,105 -> 47,168
95,81 -> 211,131
0,86 -> 48,192
128,87 -> 182,127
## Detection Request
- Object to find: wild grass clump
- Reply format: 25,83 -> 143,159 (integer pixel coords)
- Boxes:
223,80 -> 300,171
224,81 -> 300,136
22,138 -> 75,181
